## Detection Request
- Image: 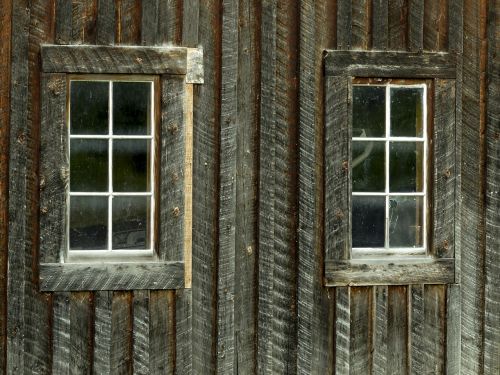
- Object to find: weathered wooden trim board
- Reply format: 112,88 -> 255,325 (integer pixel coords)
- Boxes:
40,261 -> 184,291
325,258 -> 455,286
324,50 -> 457,78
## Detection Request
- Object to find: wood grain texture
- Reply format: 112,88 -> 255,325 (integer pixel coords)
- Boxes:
110,291 -> 133,375
324,76 -> 350,261
324,50 -> 457,78
387,286 -> 408,375
408,0 -> 424,51
373,286 -> 388,375
446,284 -> 461,375
53,293 -> 71,375
160,76 -> 186,261
56,0 -> 72,44
257,1 -> 276,372
423,285 -> 446,374
423,0 -> 448,51
337,0 -> 352,49
234,0 -> 259,372
372,0 -> 388,49
93,291 -> 112,374
69,292 -> 94,375
461,0 -> 487,373
96,0 -> 115,44
484,0 -> 500,372
432,79 -> 456,259
149,290 -> 175,374
191,1 -> 220,372
0,0 -> 11,371
176,289 -> 192,374
182,0 -> 199,47
351,0 -> 370,49
116,0 -> 141,45
350,287 -> 372,375
39,73 -> 67,264
334,287 -> 350,374
272,1 -> 299,373
388,0 -> 408,50
71,0 -> 98,44
133,290 -> 149,374
325,259 -> 455,286
141,0 -> 159,45
41,44 -> 188,74
409,284 -> 424,374
39,262 -> 184,291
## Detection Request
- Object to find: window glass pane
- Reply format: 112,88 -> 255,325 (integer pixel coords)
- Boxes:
113,82 -> 151,135
113,139 -> 149,192
389,142 -> 424,192
70,81 -> 109,135
352,141 -> 385,192
352,196 -> 385,247
390,87 -> 424,137
352,86 -> 385,137
112,196 -> 150,250
70,139 -> 108,192
70,196 -> 108,250
389,196 -> 423,247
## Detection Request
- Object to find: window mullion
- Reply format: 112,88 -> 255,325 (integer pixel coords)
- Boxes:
108,81 -> 113,252
385,85 -> 390,250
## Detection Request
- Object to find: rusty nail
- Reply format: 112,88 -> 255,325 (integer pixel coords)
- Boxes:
342,160 -> 348,172
39,176 -> 46,189
41,206 -> 48,214
17,132 -> 25,144
444,169 -> 452,179
246,246 -> 253,255
168,123 -> 179,134
443,240 -> 449,249
173,207 -> 180,217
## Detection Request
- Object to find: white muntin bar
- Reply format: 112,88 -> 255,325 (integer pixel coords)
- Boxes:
70,192 -> 153,196
107,81 -> 113,253
384,85 -> 390,249
352,192 -> 425,196
69,134 -> 153,139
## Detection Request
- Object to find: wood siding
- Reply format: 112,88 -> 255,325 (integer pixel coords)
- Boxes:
1,1 -> 498,374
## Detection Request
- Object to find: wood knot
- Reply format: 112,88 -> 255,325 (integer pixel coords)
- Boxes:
442,240 -> 449,250
47,80 -> 62,96
495,132 -> 500,141
168,123 -> 179,135
342,160 -> 348,172
17,132 -> 25,144
172,172 -> 179,182
135,57 -> 143,64
39,176 -> 46,190
172,207 -> 180,217
444,169 -> 452,179
246,246 -> 253,255
40,206 -> 48,215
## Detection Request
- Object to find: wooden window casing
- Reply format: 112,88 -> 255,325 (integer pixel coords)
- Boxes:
38,45 -> 203,291
324,51 -> 457,286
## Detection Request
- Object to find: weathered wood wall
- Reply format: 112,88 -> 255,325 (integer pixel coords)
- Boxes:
0,0 -> 498,374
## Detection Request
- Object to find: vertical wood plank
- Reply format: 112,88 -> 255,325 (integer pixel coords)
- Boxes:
69,292 -> 94,375
373,286 -> 388,375
71,0 -> 98,44
257,1 -> 276,372
93,291 -> 112,374
141,0 -> 159,45
56,0 -> 72,44
446,284 -> 461,375
408,0 -> 424,51
351,0 -> 370,49
448,0 -> 463,53
350,287 -> 372,375
149,290 -> 175,374
372,0 -> 388,49
423,285 -> 446,374
191,0 -> 220,372
272,1 -> 299,373
133,290 -> 150,374
484,0 -> 500,372
40,73 -> 67,264
53,293 -> 71,375
324,76 -> 350,261
423,0 -> 448,51
388,0 -> 408,50
335,287 -> 350,375
160,76 -> 186,262
182,0 -> 199,47
110,291 -> 133,375
96,0 -> 115,44
234,0 -> 259,372
432,79 -> 456,259
176,289 -> 192,374
387,286 -> 408,375
337,0 -> 352,49
409,284 -> 424,374
116,0 -> 141,45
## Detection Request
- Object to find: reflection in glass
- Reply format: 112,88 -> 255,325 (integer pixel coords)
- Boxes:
352,86 -> 385,137
352,196 -> 385,247
389,196 -> 423,247
390,142 -> 424,192
70,81 -> 109,134
113,82 -> 152,135
390,87 -> 424,137
70,139 -> 108,192
113,140 -> 149,192
70,196 -> 108,250
352,141 -> 385,192
112,196 -> 149,250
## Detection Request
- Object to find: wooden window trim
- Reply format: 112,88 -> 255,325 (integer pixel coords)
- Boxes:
39,45 -> 202,291
323,50 -> 458,286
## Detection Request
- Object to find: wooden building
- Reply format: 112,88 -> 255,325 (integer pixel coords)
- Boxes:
0,0 -> 498,374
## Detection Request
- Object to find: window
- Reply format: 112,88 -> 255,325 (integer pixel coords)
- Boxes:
68,78 -> 157,261
323,51 -> 457,286
39,45 -> 203,291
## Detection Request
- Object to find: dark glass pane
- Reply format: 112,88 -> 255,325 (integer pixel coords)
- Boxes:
70,81 -> 109,134
389,196 -> 423,247
70,139 -> 108,192
352,141 -> 385,192
390,87 -> 424,137
352,86 -> 385,137
112,196 -> 149,250
113,140 -> 149,192
389,142 -> 424,192
113,82 -> 152,135
352,196 -> 385,247
70,196 -> 108,250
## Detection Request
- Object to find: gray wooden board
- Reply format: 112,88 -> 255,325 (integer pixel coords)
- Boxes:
372,0 -> 389,50
117,0 -> 141,45
409,284 -> 424,374
423,0 -> 448,51
182,0 -> 200,47
176,289 -> 192,374
408,0 -> 424,51
96,0 -> 115,45
335,287 -> 350,374
351,0 -> 369,50
39,73 -> 68,264
53,292 -> 71,375
336,0 -> 352,50
325,259 -> 454,286
149,290 -> 174,374
446,284 -> 461,375
423,285 -> 446,374
133,290 -> 150,374
388,0 -> 408,50
39,262 -> 184,291
55,0 -> 72,44
432,79 -> 456,259
324,76 -> 350,261
387,286 -> 407,375
93,291 -> 112,374
71,0 -> 97,44
69,292 -> 93,375
373,286 -> 388,375
41,45 -> 188,74
110,291 -> 133,375
141,0 -> 159,46
349,287 -> 371,375
324,50 -> 457,78
160,76 -> 186,261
